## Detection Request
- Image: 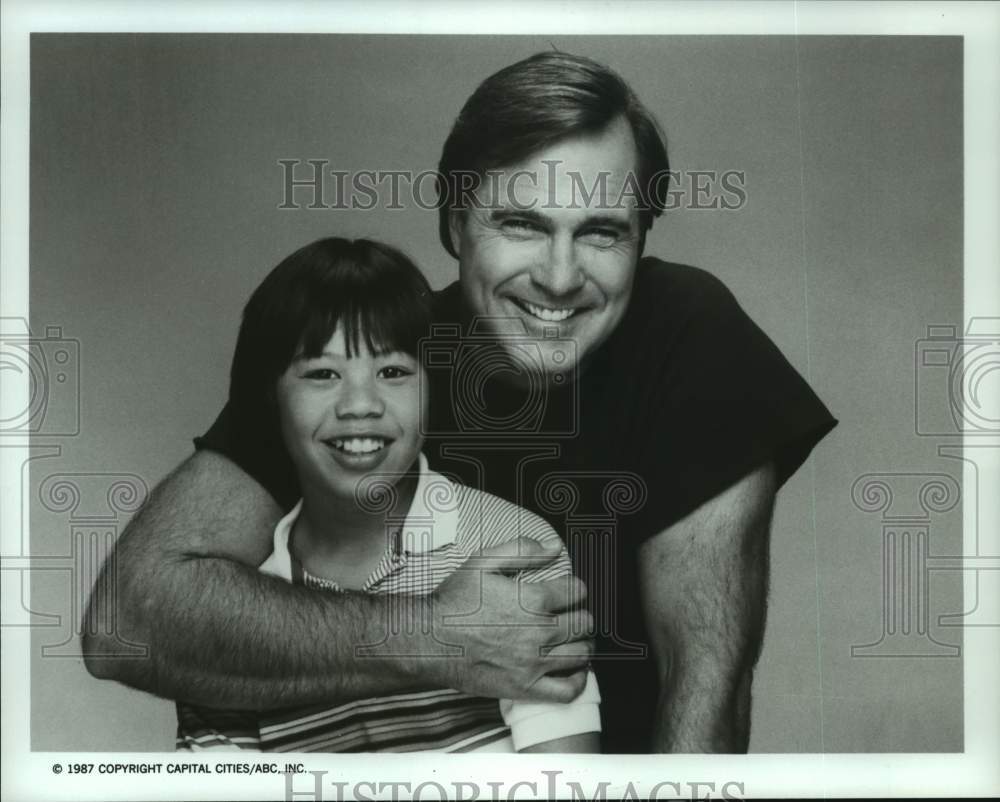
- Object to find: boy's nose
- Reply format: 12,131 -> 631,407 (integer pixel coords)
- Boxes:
335,377 -> 385,418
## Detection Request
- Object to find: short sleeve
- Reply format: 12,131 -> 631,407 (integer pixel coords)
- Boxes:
495,515 -> 602,749
627,263 -> 837,537
498,670 -> 602,751
193,403 -> 300,510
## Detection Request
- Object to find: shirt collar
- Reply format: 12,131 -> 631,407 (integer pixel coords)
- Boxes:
397,453 -> 460,553
276,453 -> 460,556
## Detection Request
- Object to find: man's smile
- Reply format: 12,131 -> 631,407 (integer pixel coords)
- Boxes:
507,296 -> 588,324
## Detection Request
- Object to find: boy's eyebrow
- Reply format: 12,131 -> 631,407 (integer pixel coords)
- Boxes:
291,346 -> 414,362
291,350 -> 344,363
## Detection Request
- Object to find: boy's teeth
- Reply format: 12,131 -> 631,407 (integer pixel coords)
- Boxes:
333,437 -> 386,454
524,302 -> 574,322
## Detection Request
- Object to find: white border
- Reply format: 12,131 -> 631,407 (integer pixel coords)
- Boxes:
2,1 -> 998,799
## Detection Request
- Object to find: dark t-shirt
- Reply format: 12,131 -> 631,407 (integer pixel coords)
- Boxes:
195,257 -> 837,753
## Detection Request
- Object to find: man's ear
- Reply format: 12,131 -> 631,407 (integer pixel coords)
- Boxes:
447,209 -> 464,257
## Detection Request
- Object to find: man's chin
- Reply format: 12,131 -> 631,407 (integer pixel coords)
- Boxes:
495,342 -> 580,388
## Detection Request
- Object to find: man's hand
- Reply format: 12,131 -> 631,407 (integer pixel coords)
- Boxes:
428,538 -> 594,703
83,451 -> 592,709
638,462 -> 776,752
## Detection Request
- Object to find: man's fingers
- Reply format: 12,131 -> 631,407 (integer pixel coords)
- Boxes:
460,536 -> 562,576
527,669 -> 590,704
541,637 -> 595,663
522,576 -> 589,614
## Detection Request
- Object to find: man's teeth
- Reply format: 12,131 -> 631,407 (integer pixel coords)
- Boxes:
332,437 -> 386,454
522,302 -> 575,322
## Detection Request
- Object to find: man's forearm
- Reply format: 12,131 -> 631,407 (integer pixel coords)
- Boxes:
82,451 -> 445,709
650,661 -> 753,752
83,451 -> 592,710
85,555 -> 436,709
638,463 -> 775,753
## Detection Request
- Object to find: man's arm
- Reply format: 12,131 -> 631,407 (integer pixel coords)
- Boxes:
83,450 -> 593,709
637,462 -> 776,752
520,732 -> 600,753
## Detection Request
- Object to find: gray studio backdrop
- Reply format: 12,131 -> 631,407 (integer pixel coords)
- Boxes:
27,34 -> 963,752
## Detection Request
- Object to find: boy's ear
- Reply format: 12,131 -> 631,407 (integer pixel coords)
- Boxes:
447,209 -> 464,257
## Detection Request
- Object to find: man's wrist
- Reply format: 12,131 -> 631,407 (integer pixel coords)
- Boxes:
348,593 -> 454,690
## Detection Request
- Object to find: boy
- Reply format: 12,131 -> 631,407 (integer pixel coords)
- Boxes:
176,237 -> 600,753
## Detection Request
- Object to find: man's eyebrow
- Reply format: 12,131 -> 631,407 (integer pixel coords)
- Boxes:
486,209 -> 633,233
580,214 -> 634,233
487,208 -> 550,227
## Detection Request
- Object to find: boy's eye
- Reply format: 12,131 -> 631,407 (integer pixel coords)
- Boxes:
303,368 -> 338,380
378,366 -> 414,380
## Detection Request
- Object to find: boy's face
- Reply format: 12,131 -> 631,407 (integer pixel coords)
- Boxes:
276,325 -> 425,504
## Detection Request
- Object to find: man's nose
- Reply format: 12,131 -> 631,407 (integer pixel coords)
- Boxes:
334,376 -> 385,418
531,235 -> 585,297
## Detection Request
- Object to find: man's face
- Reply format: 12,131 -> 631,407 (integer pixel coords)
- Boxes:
449,116 -> 642,380
275,326 -> 425,503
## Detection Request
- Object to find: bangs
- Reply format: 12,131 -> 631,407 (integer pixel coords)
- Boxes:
230,237 -> 433,427
295,281 -> 431,361
255,236 -> 433,372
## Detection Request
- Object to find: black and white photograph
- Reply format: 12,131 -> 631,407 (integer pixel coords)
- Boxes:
1,1 -> 998,800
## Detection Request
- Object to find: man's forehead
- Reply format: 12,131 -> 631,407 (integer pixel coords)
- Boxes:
476,117 -> 641,211
498,129 -> 638,177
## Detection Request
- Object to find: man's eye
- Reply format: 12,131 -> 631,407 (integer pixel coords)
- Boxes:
503,219 -> 542,235
303,368 -> 337,380
378,366 -> 414,380
581,228 -> 619,247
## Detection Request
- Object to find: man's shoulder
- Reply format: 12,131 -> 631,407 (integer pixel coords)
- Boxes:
634,257 -> 737,310
614,258 -> 742,345
431,281 -> 465,323
452,483 -> 559,548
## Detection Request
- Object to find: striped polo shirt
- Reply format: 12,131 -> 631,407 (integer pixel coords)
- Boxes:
176,456 -> 600,753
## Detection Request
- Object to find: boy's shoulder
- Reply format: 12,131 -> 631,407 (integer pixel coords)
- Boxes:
449,481 -> 560,551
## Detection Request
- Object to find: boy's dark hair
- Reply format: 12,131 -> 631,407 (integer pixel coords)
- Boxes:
226,237 -> 432,498
436,50 -> 671,257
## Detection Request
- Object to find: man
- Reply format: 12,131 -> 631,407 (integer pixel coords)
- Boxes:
84,51 -> 835,753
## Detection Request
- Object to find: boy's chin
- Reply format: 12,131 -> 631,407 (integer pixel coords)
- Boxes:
351,464 -> 422,512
